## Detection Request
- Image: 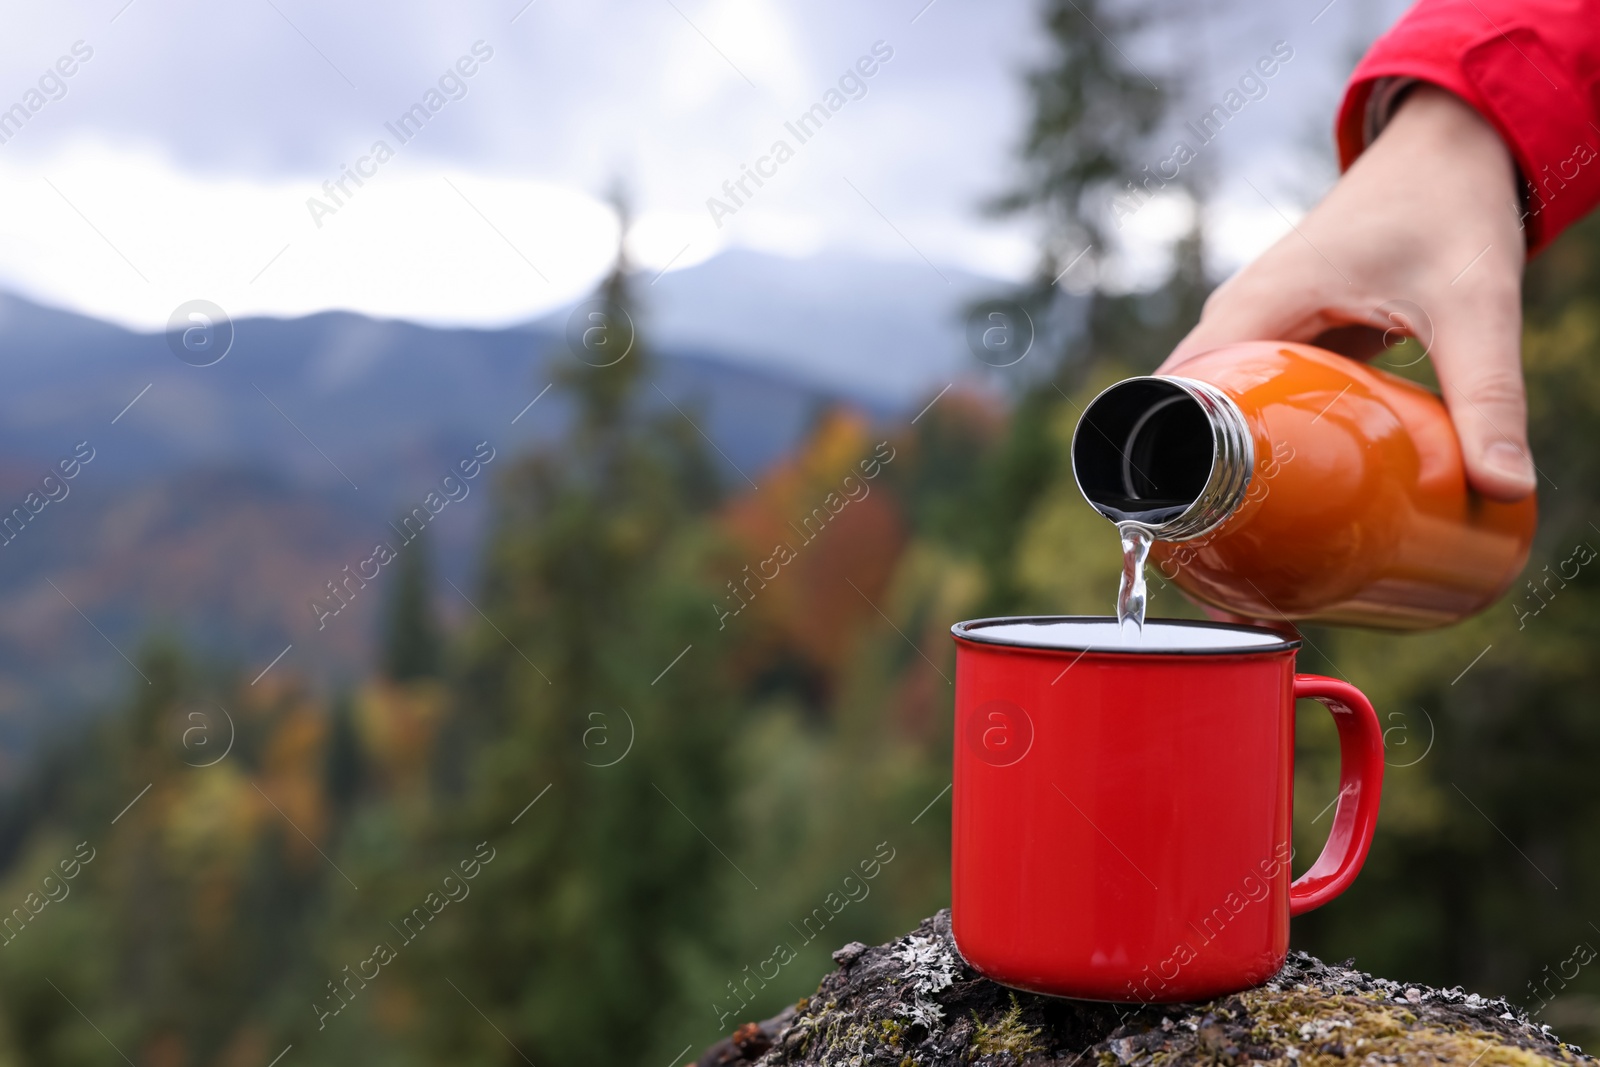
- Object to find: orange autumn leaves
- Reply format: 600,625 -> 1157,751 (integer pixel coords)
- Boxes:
717,410 -> 907,688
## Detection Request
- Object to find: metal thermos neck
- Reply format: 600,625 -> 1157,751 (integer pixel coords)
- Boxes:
1070,375 -> 1254,542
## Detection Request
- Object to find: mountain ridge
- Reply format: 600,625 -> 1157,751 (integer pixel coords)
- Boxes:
0,249 -> 1012,767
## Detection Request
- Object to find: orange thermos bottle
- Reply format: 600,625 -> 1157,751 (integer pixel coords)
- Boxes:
1070,342 -> 1537,629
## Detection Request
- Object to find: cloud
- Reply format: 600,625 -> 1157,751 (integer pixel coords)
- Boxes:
0,0 -> 1409,327
0,141 -> 618,328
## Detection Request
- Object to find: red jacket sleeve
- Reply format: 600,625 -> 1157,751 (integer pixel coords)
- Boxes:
1336,0 -> 1600,255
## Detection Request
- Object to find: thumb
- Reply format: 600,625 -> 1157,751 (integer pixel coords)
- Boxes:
1430,308 -> 1536,502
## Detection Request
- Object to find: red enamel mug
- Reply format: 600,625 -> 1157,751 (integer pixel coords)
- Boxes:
949,617 -> 1383,1003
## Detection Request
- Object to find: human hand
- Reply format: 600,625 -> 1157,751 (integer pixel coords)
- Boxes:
1160,85 -> 1534,501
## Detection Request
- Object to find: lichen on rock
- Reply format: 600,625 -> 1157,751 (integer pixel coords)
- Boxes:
896,933 -> 961,1029
695,911 -> 1589,1067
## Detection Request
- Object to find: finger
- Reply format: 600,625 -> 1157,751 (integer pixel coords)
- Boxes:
1429,296 -> 1535,502
1160,259 -> 1342,373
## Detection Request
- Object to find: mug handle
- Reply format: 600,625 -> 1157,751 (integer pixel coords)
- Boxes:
1289,674 -> 1385,916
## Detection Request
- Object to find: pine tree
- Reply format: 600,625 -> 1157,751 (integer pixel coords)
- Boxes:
957,0 -> 1208,611
410,193 -> 734,1065
989,0 -> 1212,386
989,0 -> 1168,274
382,536 -> 442,681
324,690 -> 363,810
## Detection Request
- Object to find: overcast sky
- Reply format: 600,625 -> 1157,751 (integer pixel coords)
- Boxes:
0,0 -> 1409,331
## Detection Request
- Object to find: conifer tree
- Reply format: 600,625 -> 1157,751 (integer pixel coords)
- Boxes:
382,534 -> 442,681
990,0 -> 1168,274
411,192 -> 734,1065
964,0 -> 1205,611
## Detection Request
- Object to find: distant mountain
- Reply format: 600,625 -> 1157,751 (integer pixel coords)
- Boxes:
0,249 -> 1017,766
624,248 -> 1020,404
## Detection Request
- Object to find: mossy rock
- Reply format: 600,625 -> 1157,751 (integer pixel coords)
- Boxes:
696,911 -> 1586,1067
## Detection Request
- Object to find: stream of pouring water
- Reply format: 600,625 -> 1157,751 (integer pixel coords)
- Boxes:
1117,523 -> 1153,636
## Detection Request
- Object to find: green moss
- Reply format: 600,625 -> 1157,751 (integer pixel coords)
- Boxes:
1240,988 -> 1576,1067
971,995 -> 1046,1062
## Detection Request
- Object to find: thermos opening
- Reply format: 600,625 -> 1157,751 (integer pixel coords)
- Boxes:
1073,379 -> 1215,525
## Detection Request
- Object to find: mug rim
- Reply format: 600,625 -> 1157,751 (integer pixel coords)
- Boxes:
951,615 -> 1301,656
